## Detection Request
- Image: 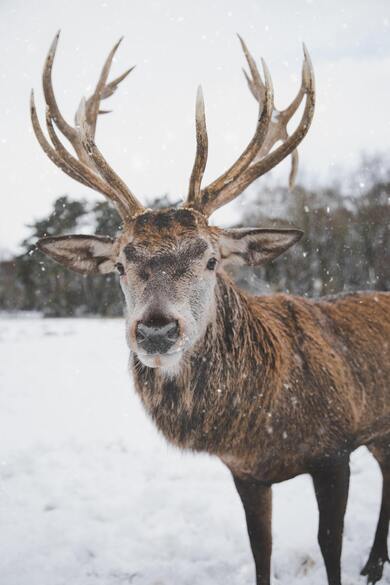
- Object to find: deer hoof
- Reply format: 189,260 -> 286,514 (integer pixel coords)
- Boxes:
361,554 -> 389,584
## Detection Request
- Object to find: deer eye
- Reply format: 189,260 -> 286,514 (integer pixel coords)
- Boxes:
115,262 -> 125,276
206,257 -> 217,271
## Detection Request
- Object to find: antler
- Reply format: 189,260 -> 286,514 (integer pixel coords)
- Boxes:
184,37 -> 315,218
187,86 -> 209,203
31,31 -> 145,220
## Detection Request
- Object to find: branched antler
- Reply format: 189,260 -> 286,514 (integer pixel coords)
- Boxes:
31,33 -> 315,224
184,37 -> 315,217
31,32 -> 144,220
242,38 -> 308,189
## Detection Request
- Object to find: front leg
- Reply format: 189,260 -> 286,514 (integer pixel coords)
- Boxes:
232,474 -> 272,585
311,456 -> 350,585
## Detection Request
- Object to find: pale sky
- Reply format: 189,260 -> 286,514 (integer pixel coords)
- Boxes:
1,0 -> 390,251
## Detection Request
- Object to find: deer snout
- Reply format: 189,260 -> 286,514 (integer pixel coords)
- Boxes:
136,316 -> 180,355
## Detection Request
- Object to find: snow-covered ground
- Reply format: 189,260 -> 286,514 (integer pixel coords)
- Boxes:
0,316 -> 388,585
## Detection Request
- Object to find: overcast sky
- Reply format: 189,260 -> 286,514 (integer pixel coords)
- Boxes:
1,0 -> 390,251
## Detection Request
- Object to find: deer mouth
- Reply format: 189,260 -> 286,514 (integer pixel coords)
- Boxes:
136,347 -> 186,370
137,346 -> 184,357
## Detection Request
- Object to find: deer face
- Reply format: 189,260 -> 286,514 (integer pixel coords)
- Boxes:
117,208 -> 217,371
37,207 -> 302,372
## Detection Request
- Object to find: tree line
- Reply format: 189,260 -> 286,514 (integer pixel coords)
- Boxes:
1,163 -> 389,317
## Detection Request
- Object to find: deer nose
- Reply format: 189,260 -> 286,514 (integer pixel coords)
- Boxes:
136,318 -> 180,354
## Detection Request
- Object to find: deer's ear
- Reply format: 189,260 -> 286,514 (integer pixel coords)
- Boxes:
36,235 -> 117,275
218,228 -> 303,267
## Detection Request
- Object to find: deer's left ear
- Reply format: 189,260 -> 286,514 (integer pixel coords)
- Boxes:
218,228 -> 303,267
36,235 -> 117,275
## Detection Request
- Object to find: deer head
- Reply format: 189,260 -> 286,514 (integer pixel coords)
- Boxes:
32,32 -> 315,372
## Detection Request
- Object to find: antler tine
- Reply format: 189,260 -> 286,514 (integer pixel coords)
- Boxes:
80,37 -> 135,138
76,98 -> 144,218
289,148 -> 299,190
31,91 -> 131,218
42,31 -> 77,146
185,37 -> 274,214
203,44 -> 315,213
238,34 -> 265,101
243,67 -> 264,103
187,86 -> 209,206
45,101 -> 134,216
31,91 -> 89,188
32,33 -> 145,221
248,43 -> 310,189
43,32 -> 130,161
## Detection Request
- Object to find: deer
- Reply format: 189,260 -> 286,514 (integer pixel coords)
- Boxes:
31,32 -> 390,585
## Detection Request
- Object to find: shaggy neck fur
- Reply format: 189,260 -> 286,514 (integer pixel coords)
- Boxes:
131,274 -> 285,454
131,275 -> 390,480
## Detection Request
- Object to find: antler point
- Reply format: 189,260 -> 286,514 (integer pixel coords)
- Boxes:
30,89 -> 36,109
260,58 -> 273,93
49,30 -> 60,55
237,34 -> 248,52
196,85 -> 206,117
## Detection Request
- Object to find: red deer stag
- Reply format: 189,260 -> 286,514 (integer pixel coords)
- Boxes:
31,33 -> 390,585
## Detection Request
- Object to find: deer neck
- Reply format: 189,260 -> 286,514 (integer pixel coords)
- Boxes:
131,274 -> 285,454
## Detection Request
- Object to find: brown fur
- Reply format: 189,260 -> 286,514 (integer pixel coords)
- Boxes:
125,210 -> 390,584
132,276 -> 390,482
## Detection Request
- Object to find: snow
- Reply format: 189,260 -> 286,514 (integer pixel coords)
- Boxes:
0,316 -> 389,585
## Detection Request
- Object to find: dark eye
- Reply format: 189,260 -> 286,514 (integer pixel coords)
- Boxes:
115,262 -> 125,276
206,257 -> 217,271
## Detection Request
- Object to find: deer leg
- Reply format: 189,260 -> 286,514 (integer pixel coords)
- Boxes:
311,456 -> 350,585
361,443 -> 390,584
232,475 -> 272,585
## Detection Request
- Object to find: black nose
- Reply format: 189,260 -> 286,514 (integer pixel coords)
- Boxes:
136,316 -> 179,354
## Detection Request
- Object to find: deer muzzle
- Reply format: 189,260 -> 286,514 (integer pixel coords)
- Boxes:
136,317 -> 180,355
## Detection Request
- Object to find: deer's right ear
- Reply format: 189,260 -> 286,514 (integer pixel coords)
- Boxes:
36,235 -> 117,275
